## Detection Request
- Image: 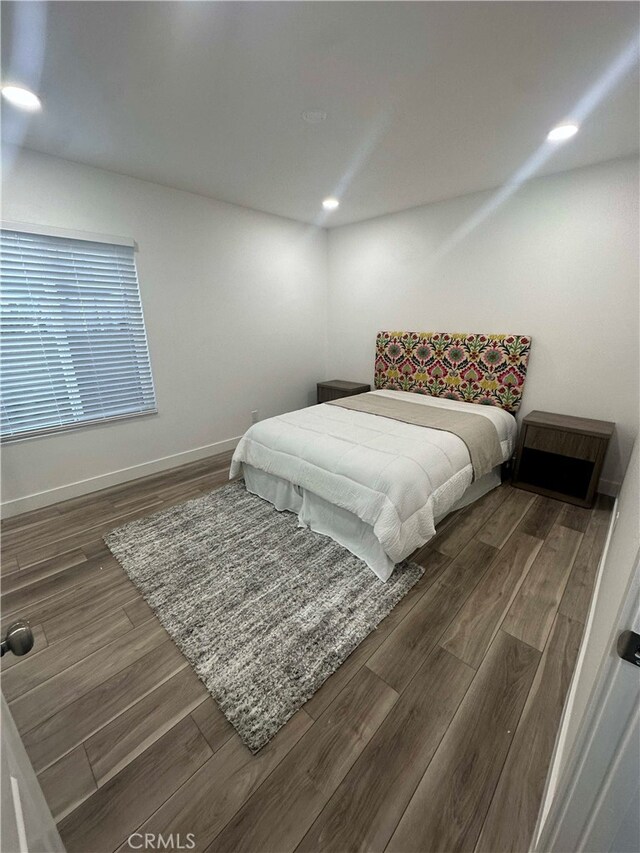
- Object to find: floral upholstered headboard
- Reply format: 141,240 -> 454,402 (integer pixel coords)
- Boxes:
375,331 -> 531,414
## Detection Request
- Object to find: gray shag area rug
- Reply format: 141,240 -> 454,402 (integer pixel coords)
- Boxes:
104,481 -> 423,752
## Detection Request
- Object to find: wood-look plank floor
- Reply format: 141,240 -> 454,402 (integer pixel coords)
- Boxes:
0,451 -> 613,853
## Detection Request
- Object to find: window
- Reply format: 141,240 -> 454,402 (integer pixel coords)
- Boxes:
1,226 -> 156,441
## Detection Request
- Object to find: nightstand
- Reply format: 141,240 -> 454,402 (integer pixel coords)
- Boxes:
512,410 -> 615,508
317,379 -> 370,404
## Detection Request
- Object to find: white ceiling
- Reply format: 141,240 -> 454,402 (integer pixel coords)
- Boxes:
1,1 -> 638,227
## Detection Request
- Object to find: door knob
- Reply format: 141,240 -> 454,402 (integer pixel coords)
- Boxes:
617,630 -> 640,667
0,620 -> 34,657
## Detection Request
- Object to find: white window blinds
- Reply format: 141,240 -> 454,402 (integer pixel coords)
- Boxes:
1,227 -> 156,441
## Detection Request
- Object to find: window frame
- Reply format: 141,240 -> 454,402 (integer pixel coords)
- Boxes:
0,221 -> 158,444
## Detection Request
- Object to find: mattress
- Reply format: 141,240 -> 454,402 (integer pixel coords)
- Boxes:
230,390 -> 517,580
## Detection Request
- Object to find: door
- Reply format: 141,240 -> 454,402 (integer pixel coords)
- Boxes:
1,628 -> 64,852
534,441 -> 640,852
549,565 -> 639,852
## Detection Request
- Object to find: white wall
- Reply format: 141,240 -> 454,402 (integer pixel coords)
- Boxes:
326,157 -> 639,490
1,148 -> 328,514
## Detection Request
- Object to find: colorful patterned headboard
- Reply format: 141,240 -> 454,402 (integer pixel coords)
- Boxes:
375,331 -> 531,414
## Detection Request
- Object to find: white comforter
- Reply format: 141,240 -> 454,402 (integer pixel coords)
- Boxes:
230,390 -> 517,566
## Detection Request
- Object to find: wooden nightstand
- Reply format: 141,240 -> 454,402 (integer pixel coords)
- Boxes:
512,411 -> 615,508
317,379 -> 370,404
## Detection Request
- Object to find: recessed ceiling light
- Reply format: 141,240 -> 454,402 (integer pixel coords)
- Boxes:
302,110 -> 327,124
547,123 -> 579,142
322,197 -> 340,211
1,85 -> 42,112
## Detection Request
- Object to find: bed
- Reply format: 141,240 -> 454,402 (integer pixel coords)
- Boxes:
230,331 -> 531,580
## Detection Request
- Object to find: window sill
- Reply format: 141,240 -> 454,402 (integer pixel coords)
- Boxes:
1,408 -> 158,445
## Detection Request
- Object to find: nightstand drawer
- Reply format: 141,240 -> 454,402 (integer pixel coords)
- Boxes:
318,387 -> 357,403
524,425 -> 601,461
317,380 -> 370,404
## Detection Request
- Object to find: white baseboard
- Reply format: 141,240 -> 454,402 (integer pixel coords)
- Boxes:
1,436 -> 242,519
598,478 -> 621,497
1,443 -> 622,519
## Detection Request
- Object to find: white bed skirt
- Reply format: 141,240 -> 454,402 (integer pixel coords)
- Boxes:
241,463 -> 501,581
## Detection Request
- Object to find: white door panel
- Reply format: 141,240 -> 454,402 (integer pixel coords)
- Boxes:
2,689 -> 64,851
535,440 -> 640,853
